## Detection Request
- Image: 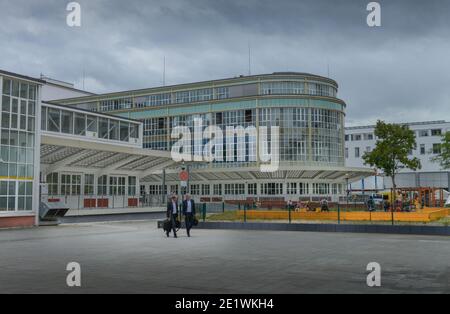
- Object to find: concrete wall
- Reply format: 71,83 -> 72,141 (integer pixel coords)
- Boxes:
41,84 -> 92,101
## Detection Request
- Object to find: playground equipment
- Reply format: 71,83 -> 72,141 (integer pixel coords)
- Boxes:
444,190 -> 450,207
381,187 -> 446,211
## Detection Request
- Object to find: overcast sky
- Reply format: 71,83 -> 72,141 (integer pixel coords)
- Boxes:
0,0 -> 449,126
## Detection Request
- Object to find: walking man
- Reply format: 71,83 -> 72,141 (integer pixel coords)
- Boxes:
166,195 -> 179,238
182,194 -> 196,237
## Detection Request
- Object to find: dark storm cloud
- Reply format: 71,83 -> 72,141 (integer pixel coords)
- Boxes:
0,0 -> 449,125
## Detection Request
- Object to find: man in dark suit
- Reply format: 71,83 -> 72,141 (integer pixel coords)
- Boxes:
182,194 -> 196,237
166,195 -> 179,238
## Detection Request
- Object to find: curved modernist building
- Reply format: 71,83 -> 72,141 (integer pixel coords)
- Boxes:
55,72 -> 371,202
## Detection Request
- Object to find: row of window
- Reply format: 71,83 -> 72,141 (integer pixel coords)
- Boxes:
143,182 -> 344,196
0,76 -> 37,212
345,133 -> 373,142
85,79 -> 339,113
345,128 -> 444,142
98,87 -> 231,112
41,106 -> 140,142
142,108 -> 344,165
261,82 -> 337,97
45,173 -> 137,196
0,180 -> 33,211
2,78 -> 37,101
346,143 -> 442,159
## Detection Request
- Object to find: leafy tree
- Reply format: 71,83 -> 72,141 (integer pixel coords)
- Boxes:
432,131 -> 450,169
363,121 -> 421,197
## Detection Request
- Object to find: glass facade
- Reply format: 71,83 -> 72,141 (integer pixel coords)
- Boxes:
41,104 -> 140,143
139,106 -> 344,167
66,74 -> 338,113
0,76 -> 37,212
53,73 -> 349,199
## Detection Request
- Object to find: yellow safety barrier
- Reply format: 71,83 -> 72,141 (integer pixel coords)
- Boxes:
237,208 -> 449,223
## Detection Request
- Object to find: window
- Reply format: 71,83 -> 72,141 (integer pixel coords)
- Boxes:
352,134 -> 362,141
99,118 -> 108,139
366,146 -> 371,152
345,135 -> 349,141
418,130 -> 429,137
75,113 -> 86,135
313,183 -> 330,195
2,79 -> 11,95
355,147 -> 360,158
109,176 -> 125,195
46,173 -> 58,195
191,184 -> 200,195
431,129 -> 442,136
420,144 -> 426,155
215,87 -> 229,100
345,148 -> 349,159
61,174 -> 81,195
225,184 -> 245,195
48,108 -> 60,132
128,176 -> 137,195
0,78 -> 36,212
120,121 -> 129,141
213,184 -> 222,195
201,184 -> 210,196
215,112 -> 223,125
149,185 -> 161,195
109,120 -> 119,141
247,183 -> 257,195
130,124 -> 139,139
61,111 -> 73,134
98,175 -> 107,195
245,110 -> 253,123
175,88 -> 213,104
71,175 -> 81,195
433,143 -> 441,155
260,183 -> 283,195
87,115 -> 97,133
84,174 -> 94,195
299,183 -> 309,195
170,185 -> 179,195
287,183 -> 297,195
118,177 -> 126,195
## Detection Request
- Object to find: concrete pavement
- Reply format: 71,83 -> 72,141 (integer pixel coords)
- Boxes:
0,220 -> 448,293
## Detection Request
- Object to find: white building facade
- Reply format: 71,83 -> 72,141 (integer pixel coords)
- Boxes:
345,121 -> 450,191
0,69 -> 174,229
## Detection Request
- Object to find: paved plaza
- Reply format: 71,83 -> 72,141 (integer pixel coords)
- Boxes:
0,220 -> 449,294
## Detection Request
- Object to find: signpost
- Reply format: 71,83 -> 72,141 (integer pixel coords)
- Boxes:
179,170 -> 189,182
180,170 -> 189,189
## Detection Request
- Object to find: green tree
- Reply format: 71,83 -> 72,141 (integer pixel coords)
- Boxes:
432,131 -> 450,169
362,121 -> 421,196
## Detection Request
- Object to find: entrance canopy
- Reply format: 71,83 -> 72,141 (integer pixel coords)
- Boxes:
40,133 -> 175,178
140,164 -> 374,183
39,102 -> 176,178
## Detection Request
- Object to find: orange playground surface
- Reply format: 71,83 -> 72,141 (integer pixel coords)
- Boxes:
237,207 -> 449,223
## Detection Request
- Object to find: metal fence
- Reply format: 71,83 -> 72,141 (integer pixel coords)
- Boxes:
194,201 -> 449,226
41,194 -> 165,211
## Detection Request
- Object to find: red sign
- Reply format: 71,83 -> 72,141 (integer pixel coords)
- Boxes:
179,171 -> 189,182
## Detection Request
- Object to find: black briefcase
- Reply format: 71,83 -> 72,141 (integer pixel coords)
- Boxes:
193,217 -> 199,226
163,219 -> 171,232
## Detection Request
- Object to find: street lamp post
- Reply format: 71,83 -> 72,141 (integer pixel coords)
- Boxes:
345,173 -> 350,213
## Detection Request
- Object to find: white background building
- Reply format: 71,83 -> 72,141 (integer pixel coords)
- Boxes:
345,121 -> 450,191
